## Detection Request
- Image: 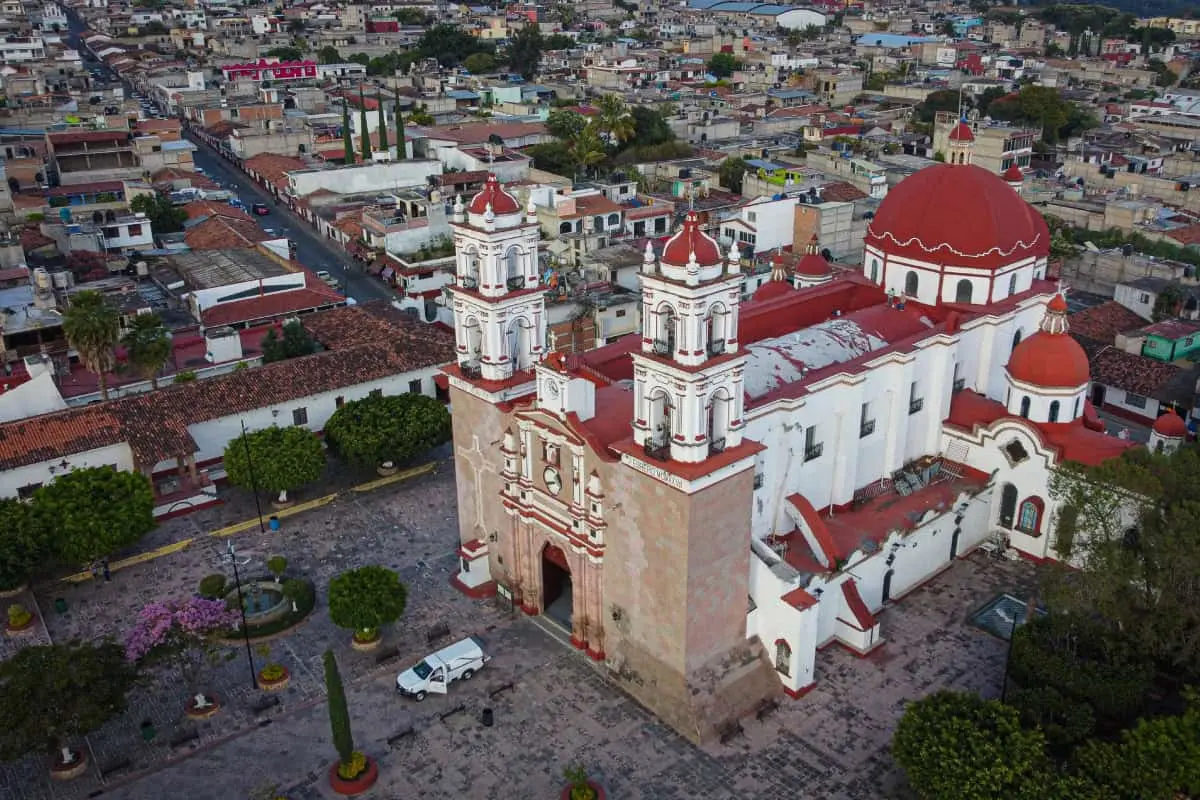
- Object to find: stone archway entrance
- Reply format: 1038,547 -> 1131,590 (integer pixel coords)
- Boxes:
542,544 -> 572,632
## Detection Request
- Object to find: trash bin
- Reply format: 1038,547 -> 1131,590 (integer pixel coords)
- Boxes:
268,516 -> 280,531
481,708 -> 494,727
54,598 -> 67,614
140,720 -> 156,741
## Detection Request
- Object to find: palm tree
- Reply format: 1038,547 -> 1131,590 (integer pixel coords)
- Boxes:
569,123 -> 606,179
121,313 -> 171,389
62,290 -> 119,400
595,94 -> 635,145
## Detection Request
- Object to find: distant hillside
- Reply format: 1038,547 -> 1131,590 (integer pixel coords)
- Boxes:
1022,0 -> 1197,19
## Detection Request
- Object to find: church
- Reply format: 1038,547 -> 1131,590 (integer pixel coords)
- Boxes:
442,131 -> 1164,743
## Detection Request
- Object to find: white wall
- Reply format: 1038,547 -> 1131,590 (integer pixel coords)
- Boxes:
0,443 -> 134,500
288,160 -> 442,198
190,272 -> 306,311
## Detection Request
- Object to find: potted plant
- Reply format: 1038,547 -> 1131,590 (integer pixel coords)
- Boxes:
258,661 -> 290,691
6,603 -> 34,634
328,566 -> 407,651
561,764 -> 605,800
324,650 -> 378,795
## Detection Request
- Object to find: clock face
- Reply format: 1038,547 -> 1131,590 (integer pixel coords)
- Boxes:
543,467 -> 562,495
545,381 -> 560,398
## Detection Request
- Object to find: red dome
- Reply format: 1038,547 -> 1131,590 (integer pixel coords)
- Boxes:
753,280 -> 794,302
1153,412 -> 1187,438
795,253 -> 830,276
1003,164 -> 1024,182
866,164 -> 1050,271
467,173 -> 521,215
1007,332 -> 1089,388
948,122 -> 975,142
1047,293 -> 1068,313
661,211 -> 722,267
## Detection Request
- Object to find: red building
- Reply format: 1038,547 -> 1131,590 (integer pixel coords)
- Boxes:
220,60 -> 317,82
366,18 -> 399,32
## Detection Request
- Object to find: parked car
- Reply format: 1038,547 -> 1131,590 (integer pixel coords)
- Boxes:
252,203 -> 270,216
396,637 -> 489,701
315,270 -> 340,289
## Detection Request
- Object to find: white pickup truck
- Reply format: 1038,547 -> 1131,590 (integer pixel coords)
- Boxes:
396,636 -> 489,701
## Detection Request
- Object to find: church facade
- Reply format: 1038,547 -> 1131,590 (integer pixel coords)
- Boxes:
444,140 -> 1151,742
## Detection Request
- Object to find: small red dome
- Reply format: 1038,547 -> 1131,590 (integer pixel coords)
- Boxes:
1003,164 -> 1024,182
1153,412 -> 1187,438
1008,332 -> 1089,388
467,173 -> 521,215
795,252 -> 830,276
1047,293 -> 1068,313
753,280 -> 794,302
866,163 -> 1050,271
661,211 -> 722,267
948,122 -> 975,142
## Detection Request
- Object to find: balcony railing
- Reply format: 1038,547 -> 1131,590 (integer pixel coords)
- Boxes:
860,419 -> 876,438
708,338 -> 726,356
804,443 -> 823,462
653,339 -> 673,356
909,398 -> 924,415
953,377 -> 966,393
460,276 -> 478,289
506,275 -> 526,291
643,440 -> 670,462
709,436 -> 726,456
460,361 -> 482,379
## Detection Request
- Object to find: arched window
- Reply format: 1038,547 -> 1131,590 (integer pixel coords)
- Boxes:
559,221 -> 572,234
955,279 -> 973,303
1019,396 -> 1031,418
1074,397 -> 1081,418
1012,329 -> 1022,350
1018,497 -> 1043,534
1008,273 -> 1017,296
607,213 -> 620,226
774,639 -> 791,676
904,270 -> 919,296
999,483 -> 1018,529
1048,400 -> 1060,423
505,248 -> 521,281
869,259 -> 879,283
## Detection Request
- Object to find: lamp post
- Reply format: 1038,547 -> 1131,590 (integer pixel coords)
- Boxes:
240,419 -> 267,534
226,540 -> 257,689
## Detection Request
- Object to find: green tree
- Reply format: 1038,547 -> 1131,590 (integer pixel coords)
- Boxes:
1048,446 -> 1200,680
223,426 -> 325,504
546,107 -> 587,141
507,24 -> 544,81
34,468 -> 154,565
628,105 -> 675,148
595,93 -> 635,145
130,192 -> 187,233
569,123 -> 606,177
707,52 -> 739,78
316,45 -> 341,64
976,85 -> 1009,116
394,99 -> 407,159
463,52 -> 496,74
544,33 -> 574,49
358,88 -> 372,161
265,46 -> 302,62
327,566 -> 408,642
121,312 -> 171,389
323,650 -> 354,765
417,24 -> 489,68
915,88 -> 969,123
375,91 -> 388,153
324,392 -> 451,469
1016,85 -> 1071,143
261,320 -> 316,363
341,101 -> 354,164
526,140 -> 575,175
892,690 -> 1046,800
62,290 -> 119,400
393,7 -> 431,24
0,642 -> 138,764
719,155 -> 748,194
0,499 -> 48,590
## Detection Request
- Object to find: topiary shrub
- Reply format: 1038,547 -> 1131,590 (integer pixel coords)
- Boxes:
198,574 -> 227,599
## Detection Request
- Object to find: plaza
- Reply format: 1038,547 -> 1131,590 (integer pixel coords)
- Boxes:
0,459 -> 1032,800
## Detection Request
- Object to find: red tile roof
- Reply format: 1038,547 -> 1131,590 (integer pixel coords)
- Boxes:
301,300 -> 456,356
184,216 -> 270,250
47,129 -> 131,146
1088,347 -> 1185,399
1069,301 -> 1147,341
820,181 -> 868,202
781,586 -> 818,610
199,282 -> 344,327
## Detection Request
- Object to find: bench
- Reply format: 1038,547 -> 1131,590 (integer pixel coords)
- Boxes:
488,681 -> 514,699
439,703 -> 467,722
387,726 -> 416,746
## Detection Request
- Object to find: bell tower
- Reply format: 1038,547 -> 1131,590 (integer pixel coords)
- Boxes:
946,119 -> 975,166
448,174 -> 545,384
632,212 -> 747,464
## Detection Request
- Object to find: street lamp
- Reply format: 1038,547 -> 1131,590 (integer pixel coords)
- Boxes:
240,419 -> 267,534
226,540 -> 257,689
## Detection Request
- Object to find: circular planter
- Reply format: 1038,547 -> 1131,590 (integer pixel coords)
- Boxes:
350,632 -> 381,652
271,498 -> 295,510
50,750 -> 88,782
184,693 -> 221,719
328,755 -> 379,796
257,666 -> 291,692
6,615 -> 35,636
561,780 -> 606,800
0,583 -> 27,598
377,462 -> 398,477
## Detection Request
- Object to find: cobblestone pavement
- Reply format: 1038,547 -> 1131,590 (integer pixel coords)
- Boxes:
1,456 -> 1034,800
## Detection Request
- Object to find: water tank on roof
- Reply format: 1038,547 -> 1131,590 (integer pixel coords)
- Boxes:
33,268 -> 51,291
773,193 -> 783,200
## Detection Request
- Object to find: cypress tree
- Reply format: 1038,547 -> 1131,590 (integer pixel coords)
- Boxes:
359,88 -> 372,161
394,98 -> 406,160
376,91 -> 388,154
323,649 -> 354,764
341,102 -> 354,164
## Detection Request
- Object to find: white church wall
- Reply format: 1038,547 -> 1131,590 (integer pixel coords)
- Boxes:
1004,380 -> 1086,423
746,554 -> 818,694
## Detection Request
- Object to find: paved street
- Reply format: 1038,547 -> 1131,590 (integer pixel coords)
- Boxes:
1,457 -> 1034,800
186,143 -> 392,304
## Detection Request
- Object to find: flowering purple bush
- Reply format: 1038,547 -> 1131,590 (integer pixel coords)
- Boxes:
125,597 -> 240,662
